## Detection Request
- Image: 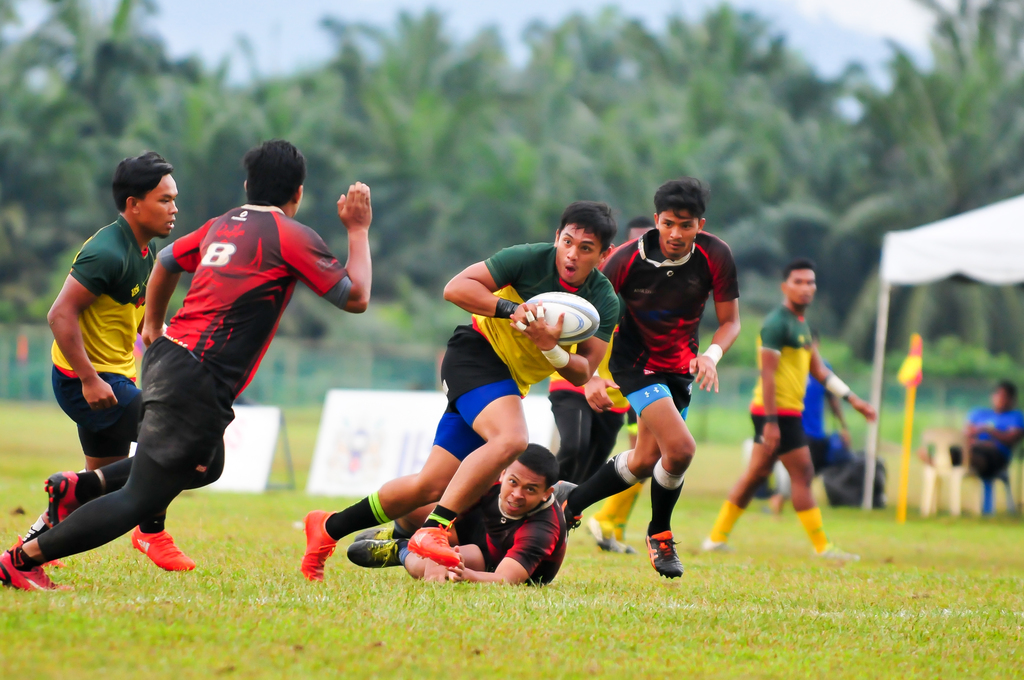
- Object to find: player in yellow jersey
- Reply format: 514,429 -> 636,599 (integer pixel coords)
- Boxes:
703,258 -> 876,560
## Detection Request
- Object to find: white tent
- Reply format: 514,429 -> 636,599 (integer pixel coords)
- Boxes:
862,193 -> 1024,508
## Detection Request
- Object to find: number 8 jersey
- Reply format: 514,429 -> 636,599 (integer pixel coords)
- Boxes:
158,204 -> 350,396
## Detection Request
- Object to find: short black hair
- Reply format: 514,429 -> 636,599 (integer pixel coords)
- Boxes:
654,177 -> 710,218
626,215 -> 656,234
558,201 -> 617,250
996,380 -> 1018,402
783,257 -> 817,280
243,140 -> 307,207
112,152 -> 174,211
515,444 -> 559,488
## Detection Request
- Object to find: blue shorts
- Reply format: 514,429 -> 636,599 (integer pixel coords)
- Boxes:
432,378 -> 520,461
52,366 -> 142,433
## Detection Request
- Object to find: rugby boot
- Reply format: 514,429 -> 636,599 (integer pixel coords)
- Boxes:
7,535 -> 66,570
552,481 -> 581,531
45,471 -> 81,525
353,526 -> 394,543
301,510 -> 337,582
407,527 -> 459,568
701,536 -> 734,553
347,539 -> 403,569
131,528 -> 196,571
815,543 -> 860,562
0,549 -> 60,591
646,531 -> 684,578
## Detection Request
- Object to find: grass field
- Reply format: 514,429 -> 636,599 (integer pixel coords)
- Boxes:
2,401 -> 1023,679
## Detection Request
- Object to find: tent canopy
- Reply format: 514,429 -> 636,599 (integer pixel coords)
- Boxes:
881,193 -> 1024,285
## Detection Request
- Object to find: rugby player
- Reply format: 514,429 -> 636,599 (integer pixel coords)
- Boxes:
702,258 -> 875,559
561,178 -> 741,578
301,201 -> 619,579
1,140 -> 372,590
349,445 -> 569,586
12,152 -> 194,572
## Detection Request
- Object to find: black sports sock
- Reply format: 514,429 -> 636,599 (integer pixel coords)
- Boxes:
10,546 -> 43,571
566,459 -> 633,516
392,522 -> 413,540
324,497 -> 379,541
421,504 -> 457,529
648,477 -> 683,536
74,471 -> 103,504
138,513 -> 166,534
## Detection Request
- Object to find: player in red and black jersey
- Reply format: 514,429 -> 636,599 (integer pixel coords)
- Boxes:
562,178 -> 741,578
6,141 -> 373,589
349,445 -> 569,586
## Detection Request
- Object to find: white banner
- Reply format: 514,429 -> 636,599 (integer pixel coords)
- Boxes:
209,405 -> 281,493
306,389 -> 556,497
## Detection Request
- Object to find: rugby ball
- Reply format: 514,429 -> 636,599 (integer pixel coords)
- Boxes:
524,291 -> 601,344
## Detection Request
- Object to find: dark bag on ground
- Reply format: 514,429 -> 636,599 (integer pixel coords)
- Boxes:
822,454 -> 886,509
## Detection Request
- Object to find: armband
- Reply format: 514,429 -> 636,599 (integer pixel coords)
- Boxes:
825,374 -> 852,399
494,299 -> 519,319
541,345 -> 570,369
701,343 -> 724,366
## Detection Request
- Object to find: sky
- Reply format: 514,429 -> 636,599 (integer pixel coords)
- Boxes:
11,0 -> 939,81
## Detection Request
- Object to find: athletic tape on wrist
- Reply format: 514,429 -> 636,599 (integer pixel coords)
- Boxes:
825,374 -> 852,399
702,343 -> 724,366
653,459 -> 685,490
541,345 -> 570,368
614,451 -> 640,485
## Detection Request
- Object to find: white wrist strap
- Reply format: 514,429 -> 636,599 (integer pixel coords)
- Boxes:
702,343 -> 724,366
541,345 -> 570,369
825,374 -> 852,398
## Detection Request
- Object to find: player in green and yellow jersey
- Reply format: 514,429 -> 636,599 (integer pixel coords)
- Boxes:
703,258 -> 876,560
11,152 -> 196,578
301,201 -> 619,580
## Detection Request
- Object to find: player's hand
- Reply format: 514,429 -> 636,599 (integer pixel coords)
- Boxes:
689,354 -> 719,393
447,547 -> 467,582
849,395 -> 877,422
761,421 -> 781,455
511,303 -> 562,351
141,322 -> 166,348
82,375 -> 117,410
586,376 -> 618,412
338,182 -> 372,231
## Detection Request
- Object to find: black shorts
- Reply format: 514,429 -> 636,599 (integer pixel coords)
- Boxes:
752,414 -> 807,456
439,325 -> 515,405
137,338 -> 236,470
611,365 -> 693,415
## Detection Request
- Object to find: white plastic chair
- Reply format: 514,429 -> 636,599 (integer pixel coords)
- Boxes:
919,428 -> 969,517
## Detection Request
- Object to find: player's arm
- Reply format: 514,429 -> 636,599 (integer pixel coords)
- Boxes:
759,348 -> 782,454
141,258 -> 180,347
826,392 -> 851,444
690,298 -> 740,394
47,276 -> 115,409
809,346 -> 876,422
442,262 -> 506,315
336,182 -> 372,313
449,556 -> 530,584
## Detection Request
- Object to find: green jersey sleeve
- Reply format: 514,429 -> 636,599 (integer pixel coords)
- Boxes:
759,310 -> 790,351
484,244 -> 539,288
69,237 -> 123,297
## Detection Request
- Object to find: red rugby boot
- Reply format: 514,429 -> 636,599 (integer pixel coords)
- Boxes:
132,528 -> 196,571
45,471 -> 81,525
407,526 -> 459,568
0,549 -> 61,591
301,510 -> 337,582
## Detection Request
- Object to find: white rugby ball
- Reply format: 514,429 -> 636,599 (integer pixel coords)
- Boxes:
524,291 -> 601,344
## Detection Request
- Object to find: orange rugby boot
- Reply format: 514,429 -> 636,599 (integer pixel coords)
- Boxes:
301,510 -> 338,582
407,526 -> 459,568
131,527 -> 196,571
0,549 -> 62,591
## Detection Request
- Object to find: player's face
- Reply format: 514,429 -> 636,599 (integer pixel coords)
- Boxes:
498,461 -> 554,517
654,210 -> 705,260
782,268 -> 816,308
992,388 -> 1013,412
129,174 -> 178,239
555,225 -> 606,285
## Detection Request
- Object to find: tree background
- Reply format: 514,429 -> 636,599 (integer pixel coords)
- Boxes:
2,0 -> 1024,379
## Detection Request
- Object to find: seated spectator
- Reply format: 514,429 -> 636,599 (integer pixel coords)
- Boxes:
963,381 -> 1024,479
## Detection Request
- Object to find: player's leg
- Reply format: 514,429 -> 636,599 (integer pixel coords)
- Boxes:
580,409 -> 624,483
778,444 -> 857,560
550,390 -> 593,484
590,409 -> 641,544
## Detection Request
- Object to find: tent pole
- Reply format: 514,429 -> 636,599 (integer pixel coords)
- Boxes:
862,281 -> 892,510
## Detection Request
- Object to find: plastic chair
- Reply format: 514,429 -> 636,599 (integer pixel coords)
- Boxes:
919,428 -> 968,517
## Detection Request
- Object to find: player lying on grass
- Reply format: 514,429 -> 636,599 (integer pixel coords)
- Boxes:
561,178 -> 741,578
702,258 -> 876,560
348,445 -> 569,585
12,152 -> 195,572
1,140 -> 372,591
301,201 -> 619,581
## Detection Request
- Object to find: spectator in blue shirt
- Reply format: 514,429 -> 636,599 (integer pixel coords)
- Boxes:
803,355 -> 852,473
964,381 -> 1024,479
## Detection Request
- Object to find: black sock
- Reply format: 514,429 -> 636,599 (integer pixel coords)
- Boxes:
422,504 -> 457,529
566,459 -> 633,516
648,477 -> 684,536
392,521 -> 413,540
74,471 -> 103,504
138,513 -> 166,534
325,497 -> 379,541
10,546 -> 43,571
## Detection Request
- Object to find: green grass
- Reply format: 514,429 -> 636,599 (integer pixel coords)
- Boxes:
2,401 -> 1023,679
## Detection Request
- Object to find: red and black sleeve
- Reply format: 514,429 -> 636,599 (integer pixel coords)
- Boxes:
505,515 -> 561,576
600,241 -> 640,293
277,218 -> 348,296
162,220 -> 214,274
698,234 -> 739,302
